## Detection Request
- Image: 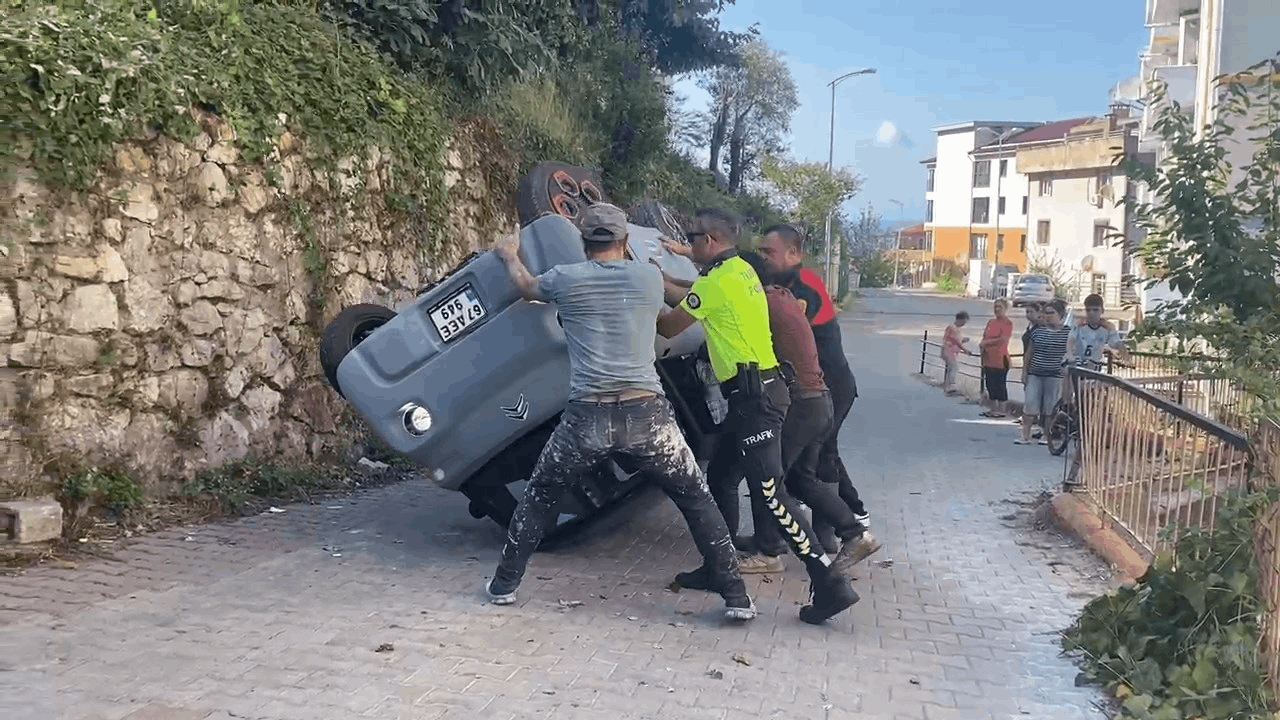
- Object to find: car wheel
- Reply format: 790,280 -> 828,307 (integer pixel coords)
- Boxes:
517,162 -> 612,228
319,303 -> 397,398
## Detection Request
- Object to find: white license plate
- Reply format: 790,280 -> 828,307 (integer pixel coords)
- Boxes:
429,284 -> 487,343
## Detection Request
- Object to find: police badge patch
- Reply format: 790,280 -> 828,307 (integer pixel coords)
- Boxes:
686,292 -> 701,309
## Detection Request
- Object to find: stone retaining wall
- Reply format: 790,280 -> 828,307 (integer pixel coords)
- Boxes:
1,117 -> 508,498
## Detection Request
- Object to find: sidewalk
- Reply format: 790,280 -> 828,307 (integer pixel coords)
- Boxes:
0,298 -> 1115,720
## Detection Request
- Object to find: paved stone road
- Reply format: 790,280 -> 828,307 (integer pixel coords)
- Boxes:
2,290 -> 1116,720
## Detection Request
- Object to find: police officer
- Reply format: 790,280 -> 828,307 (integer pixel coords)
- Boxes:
656,208 -> 859,625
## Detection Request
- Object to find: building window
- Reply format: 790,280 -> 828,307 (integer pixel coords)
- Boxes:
925,200 -> 934,223
1038,178 -> 1053,197
925,230 -> 934,251
1021,196 -> 1028,214
973,160 -> 991,188
998,196 -> 1006,215
1098,169 -> 1112,188
1037,219 -> 1051,245
997,234 -> 1005,252
1093,223 -> 1109,248
970,233 -> 989,259
926,168 -> 935,192
1020,235 -> 1026,253
1091,273 -> 1107,295
999,159 -> 1008,177
971,197 -> 990,224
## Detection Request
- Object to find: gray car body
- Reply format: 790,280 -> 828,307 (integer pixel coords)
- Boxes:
335,215 -> 705,491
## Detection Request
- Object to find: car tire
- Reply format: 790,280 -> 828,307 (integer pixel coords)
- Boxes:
517,162 -> 611,228
319,304 -> 397,398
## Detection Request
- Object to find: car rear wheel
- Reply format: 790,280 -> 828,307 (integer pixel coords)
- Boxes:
319,304 -> 396,398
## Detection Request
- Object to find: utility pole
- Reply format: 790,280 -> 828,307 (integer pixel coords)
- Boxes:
888,198 -> 903,287
825,67 -> 876,293
991,131 -> 1005,297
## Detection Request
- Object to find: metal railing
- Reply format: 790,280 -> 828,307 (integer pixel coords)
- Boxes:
1252,420 -> 1280,698
918,330 -> 1024,398
1071,366 -> 1253,560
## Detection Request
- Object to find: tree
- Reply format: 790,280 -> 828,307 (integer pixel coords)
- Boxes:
698,39 -> 799,193
1126,54 -> 1280,419
614,0 -> 754,75
758,154 -> 861,253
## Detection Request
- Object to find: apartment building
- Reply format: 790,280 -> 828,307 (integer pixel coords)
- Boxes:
921,121 -> 1040,278
1015,112 -> 1141,312
968,129 -> 1032,274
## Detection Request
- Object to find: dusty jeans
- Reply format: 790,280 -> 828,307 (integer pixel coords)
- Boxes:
493,396 -> 743,598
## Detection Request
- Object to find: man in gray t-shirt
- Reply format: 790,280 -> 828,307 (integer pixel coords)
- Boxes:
535,260 -> 666,401
485,203 -> 754,622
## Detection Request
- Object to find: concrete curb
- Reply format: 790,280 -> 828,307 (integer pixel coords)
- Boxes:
1050,492 -> 1150,586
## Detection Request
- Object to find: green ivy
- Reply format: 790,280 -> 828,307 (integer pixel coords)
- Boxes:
1,0 -> 450,250
1064,486 -> 1280,719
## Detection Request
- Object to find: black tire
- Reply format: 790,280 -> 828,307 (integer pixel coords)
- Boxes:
1046,403 -> 1072,456
319,304 -> 396,398
517,162 -> 611,227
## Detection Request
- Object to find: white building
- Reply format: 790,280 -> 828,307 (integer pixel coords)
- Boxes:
1013,112 -> 1142,320
921,121 -> 1040,281
1130,0 -> 1280,315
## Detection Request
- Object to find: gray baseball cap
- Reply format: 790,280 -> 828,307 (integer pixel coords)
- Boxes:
580,203 -> 628,244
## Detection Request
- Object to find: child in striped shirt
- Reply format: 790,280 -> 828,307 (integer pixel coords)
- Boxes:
1018,299 -> 1070,445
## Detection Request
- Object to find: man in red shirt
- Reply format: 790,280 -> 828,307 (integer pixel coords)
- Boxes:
757,225 -> 874,555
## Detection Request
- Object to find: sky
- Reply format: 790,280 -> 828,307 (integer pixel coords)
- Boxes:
673,0 -> 1150,227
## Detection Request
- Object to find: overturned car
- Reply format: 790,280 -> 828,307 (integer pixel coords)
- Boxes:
319,163 -> 727,531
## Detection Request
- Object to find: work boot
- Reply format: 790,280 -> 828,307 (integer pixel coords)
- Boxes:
833,531 -> 882,574
799,571 -> 859,625
737,553 -> 784,574
673,565 -> 716,592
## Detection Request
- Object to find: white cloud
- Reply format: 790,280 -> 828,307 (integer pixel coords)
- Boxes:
876,120 -> 898,144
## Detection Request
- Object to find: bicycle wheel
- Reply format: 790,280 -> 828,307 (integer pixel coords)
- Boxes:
1063,434 -> 1082,487
1046,403 -> 1071,456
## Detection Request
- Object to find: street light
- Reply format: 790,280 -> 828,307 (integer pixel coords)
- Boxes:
825,67 -> 877,294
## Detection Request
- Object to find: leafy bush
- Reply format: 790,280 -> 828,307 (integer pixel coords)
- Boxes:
62,467 -> 144,518
857,250 -> 895,289
936,269 -> 964,295
1064,486 -> 1280,719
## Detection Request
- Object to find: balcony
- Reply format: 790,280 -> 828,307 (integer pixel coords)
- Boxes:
1146,0 -> 1199,28
1140,64 -> 1197,151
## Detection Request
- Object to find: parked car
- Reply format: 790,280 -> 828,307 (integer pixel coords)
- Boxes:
319,163 -> 725,532
1011,274 -> 1056,306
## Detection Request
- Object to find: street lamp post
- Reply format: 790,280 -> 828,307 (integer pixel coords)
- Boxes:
825,67 -> 877,294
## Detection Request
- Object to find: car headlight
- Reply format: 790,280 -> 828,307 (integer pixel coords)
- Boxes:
400,403 -> 433,436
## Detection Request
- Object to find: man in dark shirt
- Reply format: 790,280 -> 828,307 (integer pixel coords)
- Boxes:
757,225 -> 874,556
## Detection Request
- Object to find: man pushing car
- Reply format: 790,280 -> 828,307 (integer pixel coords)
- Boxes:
484,203 -> 756,621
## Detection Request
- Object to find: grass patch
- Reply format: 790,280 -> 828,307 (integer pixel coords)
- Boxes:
182,455 -> 345,512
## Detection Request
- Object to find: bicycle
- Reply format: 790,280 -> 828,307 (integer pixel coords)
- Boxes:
1045,353 -> 1129,491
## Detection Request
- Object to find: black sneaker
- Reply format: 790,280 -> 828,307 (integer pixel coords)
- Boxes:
674,565 -> 716,592
798,573 -> 859,625
486,578 -> 517,605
